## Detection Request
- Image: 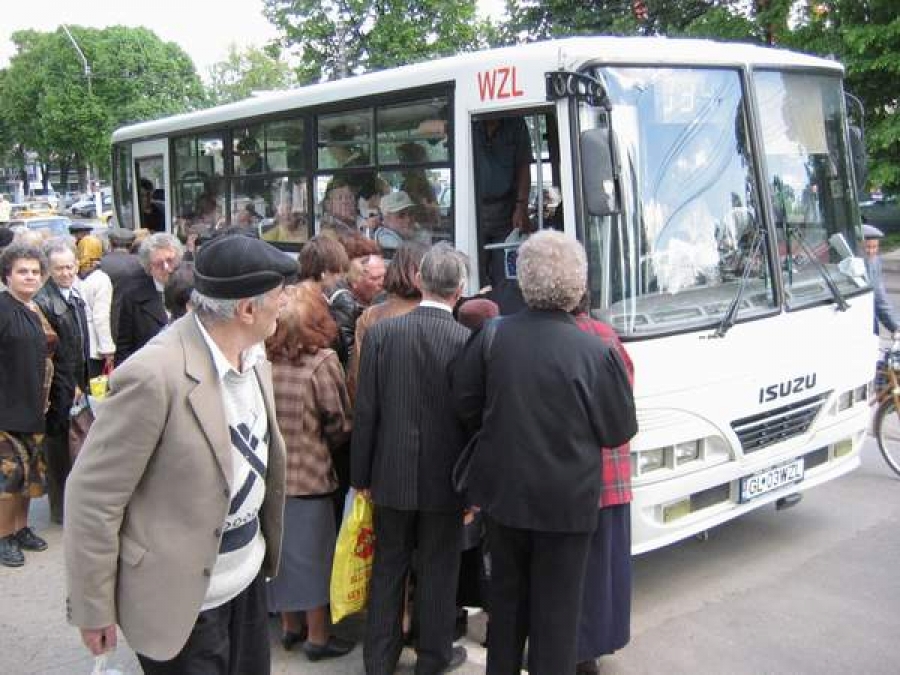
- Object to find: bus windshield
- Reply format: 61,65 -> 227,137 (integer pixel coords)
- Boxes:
755,70 -> 863,309
583,66 -> 775,336
582,66 -> 864,337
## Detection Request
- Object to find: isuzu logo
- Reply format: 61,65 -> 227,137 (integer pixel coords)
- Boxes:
758,374 -> 817,404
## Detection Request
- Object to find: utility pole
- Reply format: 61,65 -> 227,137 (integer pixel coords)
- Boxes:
61,24 -> 92,96
60,24 -> 94,195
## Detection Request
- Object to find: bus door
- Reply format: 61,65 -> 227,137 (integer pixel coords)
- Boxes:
471,108 -> 562,307
131,139 -> 169,233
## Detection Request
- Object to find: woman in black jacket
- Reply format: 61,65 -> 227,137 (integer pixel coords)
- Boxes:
451,231 -> 637,675
0,243 -> 56,567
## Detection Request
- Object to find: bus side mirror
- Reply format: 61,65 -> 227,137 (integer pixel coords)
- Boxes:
581,127 -> 620,216
848,125 -> 868,198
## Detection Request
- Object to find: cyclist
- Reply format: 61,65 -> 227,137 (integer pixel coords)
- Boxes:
863,223 -> 900,338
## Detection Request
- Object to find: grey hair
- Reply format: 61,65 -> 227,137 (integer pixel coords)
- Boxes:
190,289 -> 269,323
41,236 -> 77,261
419,242 -> 468,298
138,233 -> 183,272
517,231 -> 587,312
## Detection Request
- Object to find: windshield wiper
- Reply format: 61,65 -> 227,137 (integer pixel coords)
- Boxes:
713,225 -> 767,338
783,222 -> 850,312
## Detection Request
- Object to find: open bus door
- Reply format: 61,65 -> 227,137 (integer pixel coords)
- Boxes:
130,140 -> 169,233
471,108 -> 563,311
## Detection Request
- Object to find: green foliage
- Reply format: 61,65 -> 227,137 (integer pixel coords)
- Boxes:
0,26 -> 205,182
207,44 -> 297,105
497,0 -> 899,192
263,0 -> 488,83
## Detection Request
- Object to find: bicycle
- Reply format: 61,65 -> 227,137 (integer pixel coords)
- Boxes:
873,339 -> 900,476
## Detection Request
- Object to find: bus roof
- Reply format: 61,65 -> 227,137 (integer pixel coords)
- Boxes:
112,36 -> 842,143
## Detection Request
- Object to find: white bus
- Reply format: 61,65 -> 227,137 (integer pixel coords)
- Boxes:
110,37 -> 874,553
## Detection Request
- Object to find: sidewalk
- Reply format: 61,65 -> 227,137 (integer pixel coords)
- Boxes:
0,498 -> 490,674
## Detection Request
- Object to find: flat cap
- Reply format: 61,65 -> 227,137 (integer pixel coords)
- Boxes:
863,223 -> 884,240
69,221 -> 94,233
194,234 -> 297,299
108,226 -> 136,245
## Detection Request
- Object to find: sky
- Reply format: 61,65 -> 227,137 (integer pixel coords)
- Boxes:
1,0 -> 507,78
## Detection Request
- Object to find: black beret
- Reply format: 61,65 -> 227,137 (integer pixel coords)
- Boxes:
193,234 -> 297,299
69,221 -> 94,233
0,227 -> 14,248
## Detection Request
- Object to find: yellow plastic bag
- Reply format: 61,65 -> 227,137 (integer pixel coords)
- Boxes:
330,492 -> 375,623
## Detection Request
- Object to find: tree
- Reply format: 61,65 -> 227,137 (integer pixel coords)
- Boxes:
782,1 -> 900,191
207,44 -> 297,105
263,0 -> 488,83
0,26 -> 205,186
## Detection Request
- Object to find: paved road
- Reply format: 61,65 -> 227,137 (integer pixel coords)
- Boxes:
3,435 -> 899,675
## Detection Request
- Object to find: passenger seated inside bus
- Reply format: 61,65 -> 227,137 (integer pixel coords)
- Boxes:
319,177 -> 359,236
374,190 -> 432,257
356,175 -> 389,237
263,211 -> 308,244
324,124 -> 370,168
397,142 -> 440,229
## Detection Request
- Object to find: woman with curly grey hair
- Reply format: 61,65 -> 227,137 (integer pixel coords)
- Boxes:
451,231 -> 638,675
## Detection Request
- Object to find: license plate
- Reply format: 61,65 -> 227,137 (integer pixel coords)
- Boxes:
739,458 -> 805,503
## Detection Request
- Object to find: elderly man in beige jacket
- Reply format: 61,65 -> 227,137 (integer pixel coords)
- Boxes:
64,234 -> 296,674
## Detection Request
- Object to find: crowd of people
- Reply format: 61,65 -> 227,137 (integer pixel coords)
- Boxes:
0,217 -> 639,675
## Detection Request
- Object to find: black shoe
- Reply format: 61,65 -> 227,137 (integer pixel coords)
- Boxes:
576,659 -> 600,674
454,607 -> 468,641
15,526 -> 48,552
447,645 -> 467,671
280,629 -> 306,651
303,635 -> 355,661
0,535 -> 25,567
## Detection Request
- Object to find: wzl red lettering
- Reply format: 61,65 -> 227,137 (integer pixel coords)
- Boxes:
477,66 -> 524,102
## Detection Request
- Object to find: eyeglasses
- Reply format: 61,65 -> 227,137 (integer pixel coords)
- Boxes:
150,257 -> 178,271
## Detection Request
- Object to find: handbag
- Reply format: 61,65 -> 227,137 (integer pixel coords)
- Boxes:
68,397 -> 95,464
451,316 -> 502,495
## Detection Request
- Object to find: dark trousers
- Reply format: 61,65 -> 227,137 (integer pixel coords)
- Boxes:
485,518 -> 592,675
43,429 -> 71,524
136,572 -> 270,675
364,506 -> 463,675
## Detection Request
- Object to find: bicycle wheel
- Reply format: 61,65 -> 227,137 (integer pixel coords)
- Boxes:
874,398 -> 900,478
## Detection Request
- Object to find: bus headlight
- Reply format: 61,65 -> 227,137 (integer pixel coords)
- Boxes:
674,440 -> 701,465
638,447 -> 666,474
632,436 -> 730,479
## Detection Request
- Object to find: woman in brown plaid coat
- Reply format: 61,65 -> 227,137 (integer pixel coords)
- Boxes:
265,282 -> 355,661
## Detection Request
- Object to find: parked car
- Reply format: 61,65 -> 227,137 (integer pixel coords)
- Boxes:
8,215 -> 73,237
860,194 -> 900,235
62,191 -> 84,209
71,193 -> 113,222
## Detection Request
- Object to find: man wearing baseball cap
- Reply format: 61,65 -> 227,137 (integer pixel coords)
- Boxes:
863,223 -> 900,337
375,190 -> 422,255
65,234 -> 296,673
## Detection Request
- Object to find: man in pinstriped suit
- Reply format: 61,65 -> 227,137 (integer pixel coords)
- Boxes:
351,242 -> 471,675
